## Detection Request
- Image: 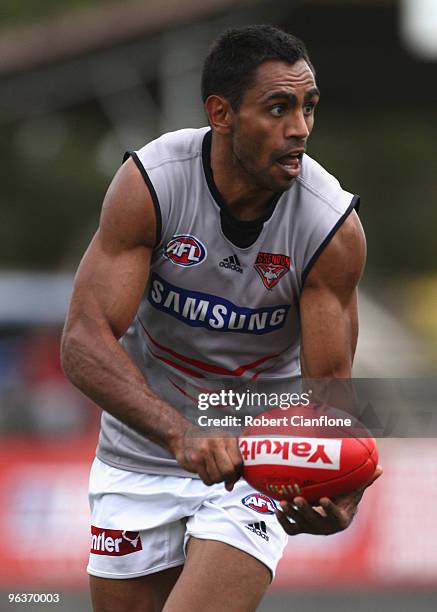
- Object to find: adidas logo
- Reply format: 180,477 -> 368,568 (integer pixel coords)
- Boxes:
219,254 -> 243,274
246,521 -> 269,541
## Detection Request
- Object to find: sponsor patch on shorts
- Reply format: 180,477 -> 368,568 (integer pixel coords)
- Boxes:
90,526 -> 142,556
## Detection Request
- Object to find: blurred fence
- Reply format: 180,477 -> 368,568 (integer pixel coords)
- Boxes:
0,438 -> 436,590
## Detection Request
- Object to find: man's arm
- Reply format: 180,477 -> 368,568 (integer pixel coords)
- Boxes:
277,210 -> 382,535
299,208 -> 363,411
300,209 -> 364,380
61,158 -> 241,488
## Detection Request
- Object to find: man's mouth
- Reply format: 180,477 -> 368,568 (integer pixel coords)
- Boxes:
275,151 -> 304,178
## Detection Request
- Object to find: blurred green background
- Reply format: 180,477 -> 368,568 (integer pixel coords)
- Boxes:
1,0 -> 436,349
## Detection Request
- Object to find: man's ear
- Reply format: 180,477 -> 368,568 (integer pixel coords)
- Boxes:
204,95 -> 235,135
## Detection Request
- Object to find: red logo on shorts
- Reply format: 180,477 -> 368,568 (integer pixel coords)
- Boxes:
254,252 -> 290,290
90,526 -> 142,556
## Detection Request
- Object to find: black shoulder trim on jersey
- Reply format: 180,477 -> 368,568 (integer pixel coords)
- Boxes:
124,151 -> 162,247
202,130 -> 282,248
301,194 -> 360,286
354,195 -> 361,214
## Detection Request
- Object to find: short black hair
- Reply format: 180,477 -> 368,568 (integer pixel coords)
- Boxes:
201,25 -> 314,110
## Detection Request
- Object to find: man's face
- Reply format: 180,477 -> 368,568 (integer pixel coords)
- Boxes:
230,59 -> 319,193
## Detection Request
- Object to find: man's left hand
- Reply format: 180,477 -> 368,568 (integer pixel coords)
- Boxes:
276,464 -> 382,536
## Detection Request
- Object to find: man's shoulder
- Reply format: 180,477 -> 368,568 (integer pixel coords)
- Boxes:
297,154 -> 354,215
134,127 -> 209,171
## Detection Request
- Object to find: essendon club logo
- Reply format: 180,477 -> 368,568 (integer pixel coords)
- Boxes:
163,234 -> 207,267
90,526 -> 142,556
254,252 -> 290,289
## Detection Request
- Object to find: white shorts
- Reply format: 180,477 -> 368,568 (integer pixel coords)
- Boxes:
87,457 -> 288,580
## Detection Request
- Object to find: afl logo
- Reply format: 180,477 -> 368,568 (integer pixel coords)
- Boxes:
163,234 -> 207,267
242,493 -> 277,515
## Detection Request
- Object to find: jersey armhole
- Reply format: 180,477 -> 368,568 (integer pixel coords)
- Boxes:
123,151 -> 163,247
301,194 -> 360,286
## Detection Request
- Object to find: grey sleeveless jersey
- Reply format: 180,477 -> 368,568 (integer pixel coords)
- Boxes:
96,127 -> 359,475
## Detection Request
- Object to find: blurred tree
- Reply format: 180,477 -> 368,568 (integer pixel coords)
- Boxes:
0,0 -> 118,27
1,102 -> 110,269
0,0 -> 436,279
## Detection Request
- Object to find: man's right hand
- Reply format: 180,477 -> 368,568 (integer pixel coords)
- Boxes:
170,426 -> 243,490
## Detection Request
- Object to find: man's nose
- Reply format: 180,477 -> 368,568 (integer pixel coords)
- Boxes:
284,110 -> 309,141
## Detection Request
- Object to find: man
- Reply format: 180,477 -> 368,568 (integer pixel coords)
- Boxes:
62,25 -> 381,612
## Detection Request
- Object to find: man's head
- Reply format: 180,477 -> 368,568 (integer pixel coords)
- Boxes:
202,26 -> 319,193
202,25 -> 314,111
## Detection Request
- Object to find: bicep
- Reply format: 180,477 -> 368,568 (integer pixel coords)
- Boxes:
69,232 -> 151,338
300,284 -> 358,378
299,211 -> 365,379
66,158 -> 156,339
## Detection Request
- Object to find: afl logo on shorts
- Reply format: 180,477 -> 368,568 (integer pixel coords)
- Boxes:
242,493 -> 277,515
163,234 -> 207,267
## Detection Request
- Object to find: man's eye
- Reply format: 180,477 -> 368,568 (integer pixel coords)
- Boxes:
270,105 -> 286,117
303,103 -> 315,115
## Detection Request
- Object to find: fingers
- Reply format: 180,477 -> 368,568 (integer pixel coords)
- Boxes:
276,499 -> 318,535
203,453 -> 222,486
273,464 -> 379,537
276,508 -> 301,535
226,437 -> 243,473
276,496 -> 351,536
319,498 -> 349,529
276,498 -> 326,535
206,437 -> 242,487
290,497 -> 320,522
179,432 -> 242,487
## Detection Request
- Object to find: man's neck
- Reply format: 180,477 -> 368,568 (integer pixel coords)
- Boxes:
210,133 -> 274,221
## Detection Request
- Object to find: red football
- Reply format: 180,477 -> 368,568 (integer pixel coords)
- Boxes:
239,407 -> 378,504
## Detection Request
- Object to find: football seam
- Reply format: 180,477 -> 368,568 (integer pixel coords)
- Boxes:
254,454 -> 374,488
302,456 -> 375,487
